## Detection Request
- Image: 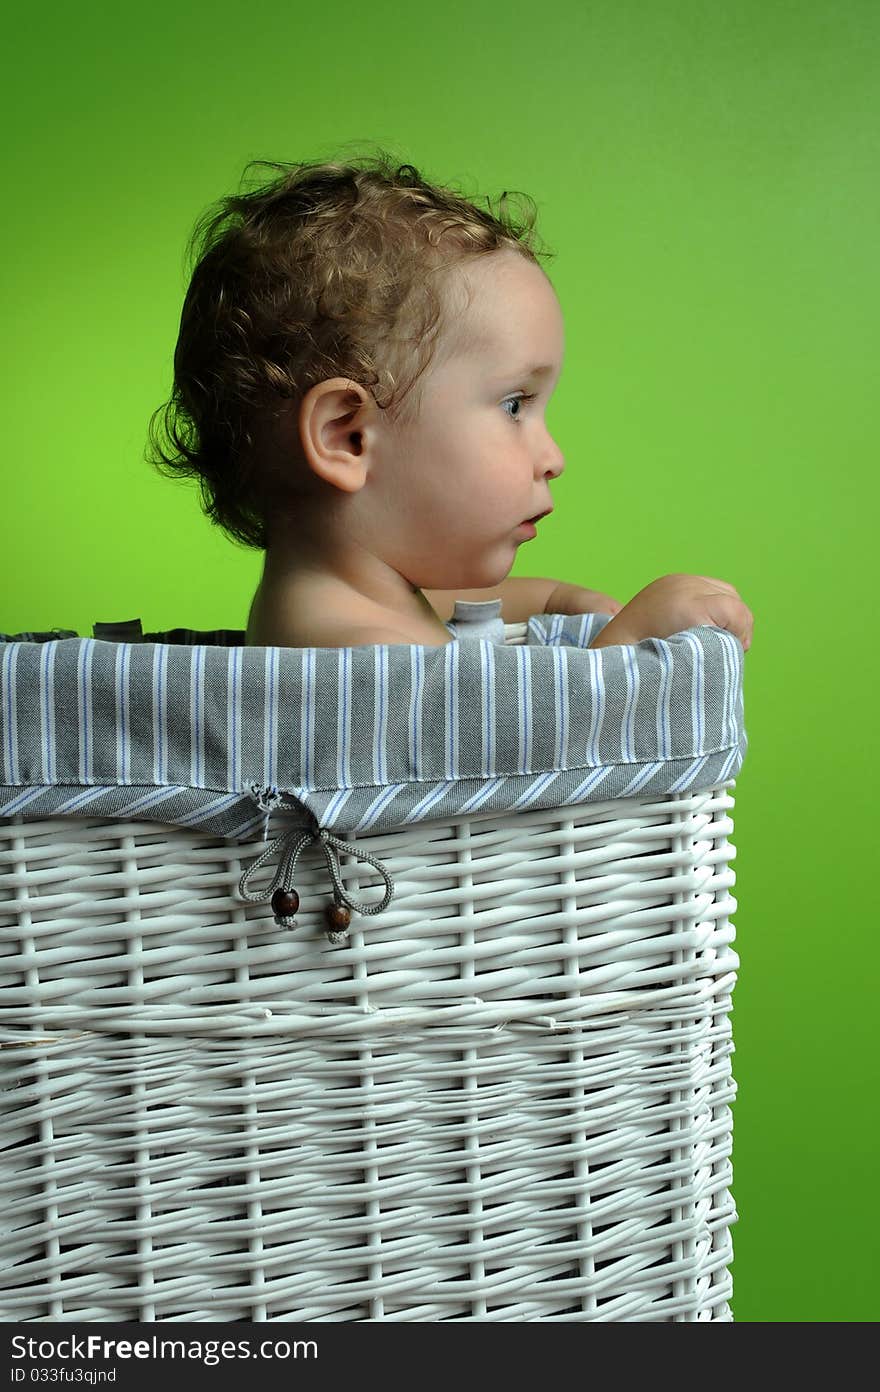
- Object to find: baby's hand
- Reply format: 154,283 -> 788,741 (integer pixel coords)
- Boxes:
589,574 -> 754,651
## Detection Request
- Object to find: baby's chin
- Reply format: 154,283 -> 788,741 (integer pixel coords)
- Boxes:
447,565 -> 512,590
468,545 -> 520,581
414,556 -> 504,589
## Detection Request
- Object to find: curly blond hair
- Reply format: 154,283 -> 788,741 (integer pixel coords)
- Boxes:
146,146 -> 555,551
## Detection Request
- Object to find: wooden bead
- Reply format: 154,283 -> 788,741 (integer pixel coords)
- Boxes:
271,887 -> 300,917
325,900 -> 351,931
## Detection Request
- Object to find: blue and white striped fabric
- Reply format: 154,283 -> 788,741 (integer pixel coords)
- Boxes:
0,600 -> 747,844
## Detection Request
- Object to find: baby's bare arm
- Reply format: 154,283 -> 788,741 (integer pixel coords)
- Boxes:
587,611 -> 641,648
424,577 -> 625,624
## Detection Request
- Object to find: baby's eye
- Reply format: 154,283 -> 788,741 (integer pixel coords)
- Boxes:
501,393 -> 535,421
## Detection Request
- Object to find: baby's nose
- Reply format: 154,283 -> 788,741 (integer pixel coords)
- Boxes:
544,442 -> 565,477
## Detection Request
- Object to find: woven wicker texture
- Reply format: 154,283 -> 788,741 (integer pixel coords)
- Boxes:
0,781 -> 739,1321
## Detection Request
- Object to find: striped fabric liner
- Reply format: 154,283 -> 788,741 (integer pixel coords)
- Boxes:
0,604 -> 747,842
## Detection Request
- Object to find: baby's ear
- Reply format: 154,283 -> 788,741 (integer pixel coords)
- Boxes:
298,378 -> 374,493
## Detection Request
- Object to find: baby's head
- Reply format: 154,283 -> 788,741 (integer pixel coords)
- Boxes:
147,147 -> 565,594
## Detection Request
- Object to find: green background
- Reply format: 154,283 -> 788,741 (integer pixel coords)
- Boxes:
3,0 -> 878,1322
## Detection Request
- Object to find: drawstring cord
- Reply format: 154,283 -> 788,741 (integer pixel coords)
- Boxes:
237,822 -> 396,945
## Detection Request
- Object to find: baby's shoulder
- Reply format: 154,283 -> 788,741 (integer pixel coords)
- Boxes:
323,624 -> 422,649
245,583 -> 450,649
248,618 -> 447,649
244,575 -> 336,647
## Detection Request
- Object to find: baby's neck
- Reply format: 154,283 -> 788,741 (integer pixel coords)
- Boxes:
246,550 -> 450,647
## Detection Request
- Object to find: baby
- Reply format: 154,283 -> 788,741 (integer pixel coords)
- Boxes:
147,152 -> 753,654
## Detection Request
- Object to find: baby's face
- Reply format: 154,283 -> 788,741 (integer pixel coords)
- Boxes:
369,248 -> 566,591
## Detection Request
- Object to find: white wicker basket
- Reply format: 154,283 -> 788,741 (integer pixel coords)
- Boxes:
0,617 -> 742,1321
